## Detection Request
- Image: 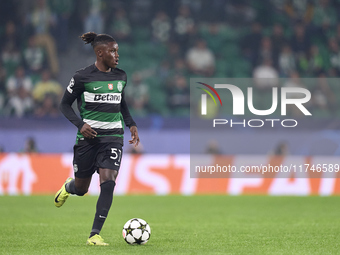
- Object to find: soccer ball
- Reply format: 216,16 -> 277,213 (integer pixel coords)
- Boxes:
122,218 -> 151,245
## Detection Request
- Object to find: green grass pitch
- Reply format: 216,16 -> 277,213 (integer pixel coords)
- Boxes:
0,195 -> 339,254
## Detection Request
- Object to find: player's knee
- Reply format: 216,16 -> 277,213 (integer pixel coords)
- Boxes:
99,169 -> 118,183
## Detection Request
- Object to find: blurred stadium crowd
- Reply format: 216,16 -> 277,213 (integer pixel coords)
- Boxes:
1,0 -> 340,119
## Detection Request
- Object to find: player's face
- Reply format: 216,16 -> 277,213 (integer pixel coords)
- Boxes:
102,41 -> 119,69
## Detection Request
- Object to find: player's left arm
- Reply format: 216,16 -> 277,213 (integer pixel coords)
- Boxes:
121,91 -> 140,147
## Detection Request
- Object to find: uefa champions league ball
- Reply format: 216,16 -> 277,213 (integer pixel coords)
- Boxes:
122,218 -> 151,245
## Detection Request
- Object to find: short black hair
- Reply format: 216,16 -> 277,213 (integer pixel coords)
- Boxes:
80,32 -> 115,48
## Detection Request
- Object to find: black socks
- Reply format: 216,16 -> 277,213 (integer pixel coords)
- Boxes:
65,179 -> 76,194
89,180 -> 116,237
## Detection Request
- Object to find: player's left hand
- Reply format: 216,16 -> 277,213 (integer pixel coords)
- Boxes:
129,126 -> 140,147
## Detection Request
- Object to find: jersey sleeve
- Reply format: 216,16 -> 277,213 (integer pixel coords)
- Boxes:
59,73 -> 85,130
121,73 -> 137,128
66,73 -> 85,98
121,91 -> 137,128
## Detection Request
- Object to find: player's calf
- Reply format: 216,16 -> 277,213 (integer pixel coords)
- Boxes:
65,179 -> 88,196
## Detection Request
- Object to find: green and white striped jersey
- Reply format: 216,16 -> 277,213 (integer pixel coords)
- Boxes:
65,64 -> 136,145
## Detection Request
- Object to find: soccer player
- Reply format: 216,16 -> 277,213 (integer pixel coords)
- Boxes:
54,32 -> 140,246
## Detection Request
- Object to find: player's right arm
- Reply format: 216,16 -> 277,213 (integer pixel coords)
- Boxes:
59,74 -> 97,139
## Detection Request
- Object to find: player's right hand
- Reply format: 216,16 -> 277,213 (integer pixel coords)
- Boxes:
80,123 -> 97,139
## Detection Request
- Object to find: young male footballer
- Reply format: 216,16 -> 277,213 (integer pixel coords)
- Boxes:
55,32 -> 139,246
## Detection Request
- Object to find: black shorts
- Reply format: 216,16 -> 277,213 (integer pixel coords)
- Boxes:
73,142 -> 123,178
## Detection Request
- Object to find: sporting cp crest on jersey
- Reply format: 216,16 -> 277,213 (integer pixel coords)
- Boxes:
73,164 -> 78,173
117,81 -> 123,92
108,83 -> 113,90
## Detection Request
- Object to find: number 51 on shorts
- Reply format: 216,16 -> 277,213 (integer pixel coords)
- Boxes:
110,148 -> 122,167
